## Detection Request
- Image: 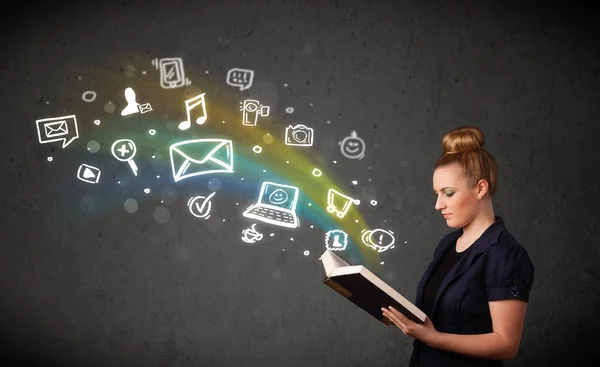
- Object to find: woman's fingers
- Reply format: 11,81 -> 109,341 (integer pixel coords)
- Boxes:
382,308 -> 407,334
389,306 -> 408,322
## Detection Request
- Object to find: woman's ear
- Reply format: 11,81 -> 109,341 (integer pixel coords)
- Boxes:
476,179 -> 489,197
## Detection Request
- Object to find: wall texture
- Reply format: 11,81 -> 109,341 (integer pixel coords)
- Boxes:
1,0 -> 599,366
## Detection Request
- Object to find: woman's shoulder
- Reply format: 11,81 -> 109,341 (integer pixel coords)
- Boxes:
490,229 -> 529,253
484,229 -> 535,268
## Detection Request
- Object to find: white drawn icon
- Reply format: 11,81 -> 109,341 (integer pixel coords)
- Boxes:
178,93 -> 207,130
325,229 -> 348,251
240,99 -> 269,126
361,228 -> 396,253
243,181 -> 300,228
241,224 -> 263,244
187,192 -> 216,219
339,131 -> 366,159
227,68 -> 254,91
35,115 -> 79,148
76,164 -> 101,184
81,91 -> 96,102
139,103 -> 152,114
111,139 -> 139,176
169,139 -> 234,182
285,124 -> 314,146
121,87 -> 140,116
326,188 -> 360,218
152,57 -> 191,89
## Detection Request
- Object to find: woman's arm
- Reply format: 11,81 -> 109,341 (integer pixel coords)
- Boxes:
427,300 -> 528,360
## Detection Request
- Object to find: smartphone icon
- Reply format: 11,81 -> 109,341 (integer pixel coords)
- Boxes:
152,57 -> 191,89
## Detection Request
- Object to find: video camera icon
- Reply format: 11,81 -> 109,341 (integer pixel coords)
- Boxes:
240,99 -> 270,127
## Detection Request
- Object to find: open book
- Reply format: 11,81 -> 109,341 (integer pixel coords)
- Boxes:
321,249 -> 426,325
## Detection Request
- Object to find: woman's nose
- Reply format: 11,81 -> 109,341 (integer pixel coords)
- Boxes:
435,196 -> 444,210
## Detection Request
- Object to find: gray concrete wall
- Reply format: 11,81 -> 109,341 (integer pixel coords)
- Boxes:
1,0 -> 598,365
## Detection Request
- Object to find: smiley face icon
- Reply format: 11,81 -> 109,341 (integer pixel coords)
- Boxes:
339,130 -> 366,159
269,189 -> 289,205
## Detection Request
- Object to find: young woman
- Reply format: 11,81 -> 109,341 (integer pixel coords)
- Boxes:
381,126 -> 535,367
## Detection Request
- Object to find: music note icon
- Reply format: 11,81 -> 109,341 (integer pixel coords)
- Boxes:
178,93 -> 208,130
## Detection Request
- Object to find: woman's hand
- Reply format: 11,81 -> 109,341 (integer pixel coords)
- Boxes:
381,306 -> 439,345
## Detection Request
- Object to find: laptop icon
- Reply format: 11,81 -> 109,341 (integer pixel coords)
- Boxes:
243,181 -> 300,228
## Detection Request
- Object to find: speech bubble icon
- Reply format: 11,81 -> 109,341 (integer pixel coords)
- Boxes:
226,68 -> 255,91
35,115 -> 79,148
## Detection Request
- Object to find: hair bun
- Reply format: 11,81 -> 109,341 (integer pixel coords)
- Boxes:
441,126 -> 485,154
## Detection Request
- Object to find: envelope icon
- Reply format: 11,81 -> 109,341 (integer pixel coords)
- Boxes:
44,120 -> 68,137
169,139 -> 234,182
139,103 -> 152,114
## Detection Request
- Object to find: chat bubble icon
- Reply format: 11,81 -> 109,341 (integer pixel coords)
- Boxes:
226,68 -> 255,91
35,115 -> 79,148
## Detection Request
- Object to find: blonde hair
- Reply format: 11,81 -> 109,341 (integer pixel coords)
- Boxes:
435,126 -> 498,197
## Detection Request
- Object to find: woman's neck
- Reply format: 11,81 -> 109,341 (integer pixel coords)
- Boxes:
461,205 -> 496,243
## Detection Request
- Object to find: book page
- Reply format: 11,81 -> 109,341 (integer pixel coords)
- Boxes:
321,250 -> 350,276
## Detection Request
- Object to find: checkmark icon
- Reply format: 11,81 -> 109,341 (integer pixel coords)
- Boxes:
188,191 -> 217,219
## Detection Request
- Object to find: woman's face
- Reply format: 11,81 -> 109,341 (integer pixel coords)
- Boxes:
432,164 -> 481,228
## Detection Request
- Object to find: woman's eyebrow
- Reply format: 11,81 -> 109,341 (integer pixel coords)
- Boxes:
433,187 -> 455,192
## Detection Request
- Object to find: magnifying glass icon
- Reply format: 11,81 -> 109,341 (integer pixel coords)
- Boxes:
111,139 -> 139,176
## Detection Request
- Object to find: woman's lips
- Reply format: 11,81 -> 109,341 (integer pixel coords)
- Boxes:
443,214 -> 452,219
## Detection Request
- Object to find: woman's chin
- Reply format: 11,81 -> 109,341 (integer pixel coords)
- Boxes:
445,218 -> 461,228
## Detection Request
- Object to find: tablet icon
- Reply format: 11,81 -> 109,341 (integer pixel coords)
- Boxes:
76,164 -> 101,184
152,57 -> 191,89
35,115 -> 79,148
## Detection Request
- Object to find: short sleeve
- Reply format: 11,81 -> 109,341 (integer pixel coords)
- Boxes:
485,243 -> 535,302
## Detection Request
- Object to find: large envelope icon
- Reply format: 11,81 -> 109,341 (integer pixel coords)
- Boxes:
44,121 -> 68,137
169,139 -> 234,182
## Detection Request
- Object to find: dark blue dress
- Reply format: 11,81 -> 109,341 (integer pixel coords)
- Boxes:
409,216 -> 535,367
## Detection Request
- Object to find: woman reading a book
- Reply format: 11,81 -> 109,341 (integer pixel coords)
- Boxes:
381,126 -> 535,367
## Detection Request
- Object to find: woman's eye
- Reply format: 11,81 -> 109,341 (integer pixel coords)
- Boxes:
445,193 -> 454,197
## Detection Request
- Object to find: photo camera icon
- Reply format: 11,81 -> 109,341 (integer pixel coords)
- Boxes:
285,124 -> 314,146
